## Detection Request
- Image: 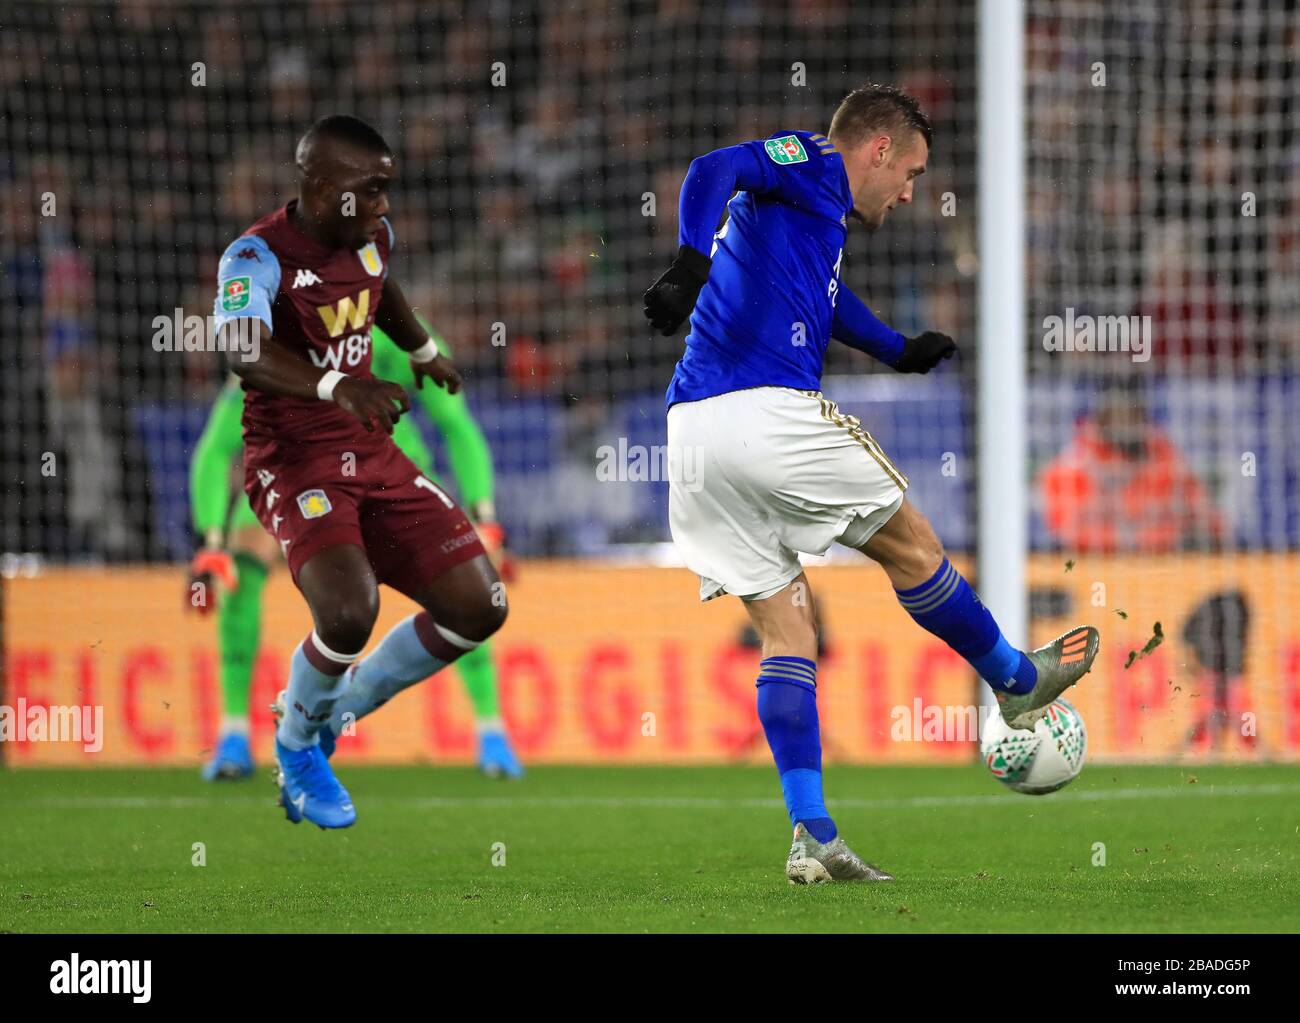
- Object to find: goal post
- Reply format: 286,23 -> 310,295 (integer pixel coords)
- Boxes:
977,0 -> 1028,715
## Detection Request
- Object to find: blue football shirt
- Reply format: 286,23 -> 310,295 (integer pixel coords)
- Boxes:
666,131 -> 859,407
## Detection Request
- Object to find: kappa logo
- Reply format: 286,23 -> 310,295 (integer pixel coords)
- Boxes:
257,469 -> 276,486
292,269 -> 323,289
764,134 -> 808,165
297,489 -> 332,519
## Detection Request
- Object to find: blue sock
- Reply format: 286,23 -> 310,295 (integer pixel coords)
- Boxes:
755,656 -> 836,843
894,558 -> 1037,694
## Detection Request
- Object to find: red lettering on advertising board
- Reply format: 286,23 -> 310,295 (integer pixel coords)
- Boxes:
8,649 -> 51,704
498,644 -> 557,754
5,650 -> 51,758
123,647 -> 173,755
192,648 -> 217,753
250,649 -> 299,745
1283,643 -> 1300,748
711,644 -> 760,754
1112,646 -> 1170,747
659,643 -> 688,750
860,642 -> 889,750
427,671 -> 473,756
579,644 -> 638,752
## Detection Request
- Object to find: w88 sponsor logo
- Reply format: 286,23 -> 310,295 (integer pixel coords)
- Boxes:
309,333 -> 370,370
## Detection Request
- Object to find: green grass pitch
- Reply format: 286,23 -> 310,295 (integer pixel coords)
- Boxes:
1,763 -> 1297,933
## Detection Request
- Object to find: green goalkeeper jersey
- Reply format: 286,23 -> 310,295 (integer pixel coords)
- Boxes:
189,322 -> 496,538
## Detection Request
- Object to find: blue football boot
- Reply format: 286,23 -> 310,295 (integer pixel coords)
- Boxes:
477,729 -> 525,779
274,737 -> 356,829
201,732 -> 254,781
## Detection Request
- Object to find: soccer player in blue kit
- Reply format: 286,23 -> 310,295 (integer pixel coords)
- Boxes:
645,85 -> 1101,884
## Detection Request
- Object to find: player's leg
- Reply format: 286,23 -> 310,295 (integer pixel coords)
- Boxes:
410,393 -> 523,777
667,390 -> 886,882
456,641 -> 524,777
325,553 -> 506,738
190,379 -> 263,779
743,573 -> 828,835
321,445 -> 506,746
269,542 -> 382,829
851,498 -> 1099,728
202,512 -> 275,780
387,411 -> 522,777
742,573 -> 896,884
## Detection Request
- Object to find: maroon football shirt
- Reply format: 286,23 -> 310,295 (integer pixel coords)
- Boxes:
215,200 -> 394,456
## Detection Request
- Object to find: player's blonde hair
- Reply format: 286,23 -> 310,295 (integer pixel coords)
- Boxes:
828,84 -> 933,151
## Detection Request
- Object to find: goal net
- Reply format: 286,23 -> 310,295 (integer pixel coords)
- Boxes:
1,1 -> 1293,766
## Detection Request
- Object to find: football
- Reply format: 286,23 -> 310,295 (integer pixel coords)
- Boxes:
981,699 -> 1088,795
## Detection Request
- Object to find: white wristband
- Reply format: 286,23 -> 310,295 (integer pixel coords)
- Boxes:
410,337 -> 439,364
317,369 -> 346,401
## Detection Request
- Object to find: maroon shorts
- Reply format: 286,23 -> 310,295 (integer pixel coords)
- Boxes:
243,434 -> 485,599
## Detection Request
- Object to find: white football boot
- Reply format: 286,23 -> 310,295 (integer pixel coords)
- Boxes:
785,823 -> 895,884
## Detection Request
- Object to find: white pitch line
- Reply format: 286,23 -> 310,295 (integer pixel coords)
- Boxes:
9,782 -> 1300,812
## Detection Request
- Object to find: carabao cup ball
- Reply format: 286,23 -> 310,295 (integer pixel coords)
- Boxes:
981,699 -> 1087,795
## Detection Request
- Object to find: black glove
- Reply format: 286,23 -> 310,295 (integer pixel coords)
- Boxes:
643,245 -> 711,336
892,331 -> 957,373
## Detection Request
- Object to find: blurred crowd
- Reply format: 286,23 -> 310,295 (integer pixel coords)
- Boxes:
1024,4 -> 1300,372
1,0 -> 1296,561
1,0 -> 976,559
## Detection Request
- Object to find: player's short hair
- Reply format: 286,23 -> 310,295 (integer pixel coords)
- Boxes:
295,114 -> 393,168
828,84 -> 933,151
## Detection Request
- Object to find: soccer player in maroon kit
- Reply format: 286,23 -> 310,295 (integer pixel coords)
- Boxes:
211,115 -> 507,828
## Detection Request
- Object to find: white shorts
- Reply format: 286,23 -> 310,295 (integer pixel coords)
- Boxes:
667,386 -> 908,601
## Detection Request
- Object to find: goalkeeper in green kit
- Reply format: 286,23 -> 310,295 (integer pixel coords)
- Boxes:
187,320 -> 523,780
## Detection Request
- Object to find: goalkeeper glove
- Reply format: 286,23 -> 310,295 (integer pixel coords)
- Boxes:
475,520 -> 516,584
469,501 -> 516,583
186,547 -> 238,615
643,245 -> 711,336
892,331 -> 957,374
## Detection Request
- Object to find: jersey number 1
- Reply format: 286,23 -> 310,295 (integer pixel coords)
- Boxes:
414,475 -> 454,508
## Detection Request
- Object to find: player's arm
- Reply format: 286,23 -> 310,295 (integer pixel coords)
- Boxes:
374,274 -> 462,395
405,322 -> 510,572
189,377 -> 245,548
374,321 -> 511,572
214,236 -> 409,433
833,286 -> 955,374
407,321 -> 495,511
644,141 -> 777,335
184,378 -> 244,613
